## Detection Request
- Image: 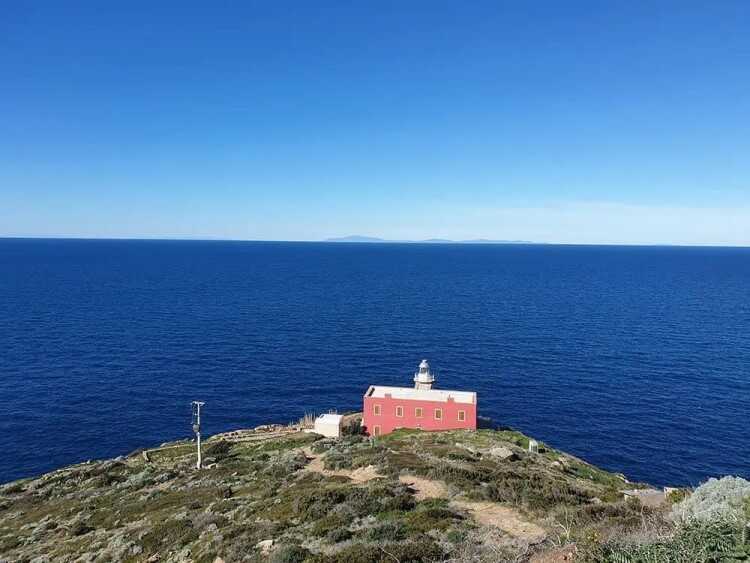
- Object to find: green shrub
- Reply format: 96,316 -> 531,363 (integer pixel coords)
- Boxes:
671,476 -> 750,523
220,521 -> 285,559
264,451 -> 309,478
579,499 -> 647,522
405,503 -> 462,533
69,520 -> 93,536
594,519 -> 750,562
293,487 -> 350,519
0,536 -> 21,553
204,440 -> 233,460
386,539 -> 444,562
327,527 -> 353,543
445,528 -> 466,544
140,518 -> 198,553
311,512 -> 349,537
308,539 -> 443,563
308,543 -> 381,563
666,487 -> 690,504
269,545 -> 311,563
484,468 -> 591,510
325,452 -> 354,470
335,482 -> 415,517
192,511 -> 229,532
92,472 -> 128,487
3,482 -> 26,494
343,419 -> 364,436
427,460 -> 493,485
367,521 -> 407,541
446,450 -> 478,462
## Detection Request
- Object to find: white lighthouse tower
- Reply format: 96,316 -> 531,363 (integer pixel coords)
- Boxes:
413,359 -> 435,390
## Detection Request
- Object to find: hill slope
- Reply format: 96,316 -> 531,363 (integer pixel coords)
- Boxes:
1,426 -> 744,562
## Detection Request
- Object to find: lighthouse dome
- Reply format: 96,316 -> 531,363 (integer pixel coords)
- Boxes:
413,359 -> 435,389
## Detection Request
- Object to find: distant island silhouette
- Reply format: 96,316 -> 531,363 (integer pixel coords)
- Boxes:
325,235 -> 536,244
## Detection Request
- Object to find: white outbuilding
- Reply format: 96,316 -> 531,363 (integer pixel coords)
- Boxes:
314,413 -> 344,438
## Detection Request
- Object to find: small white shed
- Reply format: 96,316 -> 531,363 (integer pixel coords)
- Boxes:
314,414 -> 344,438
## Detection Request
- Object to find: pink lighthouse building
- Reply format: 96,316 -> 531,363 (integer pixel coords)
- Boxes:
363,360 -> 477,437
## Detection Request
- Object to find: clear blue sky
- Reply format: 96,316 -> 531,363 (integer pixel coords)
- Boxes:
2,1 -> 748,244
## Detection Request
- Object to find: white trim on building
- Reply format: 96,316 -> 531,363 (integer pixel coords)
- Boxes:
365,385 -> 476,405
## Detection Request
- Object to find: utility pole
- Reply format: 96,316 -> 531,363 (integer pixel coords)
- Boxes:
192,401 -> 205,469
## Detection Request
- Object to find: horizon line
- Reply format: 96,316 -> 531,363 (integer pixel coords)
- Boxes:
1,235 -> 749,249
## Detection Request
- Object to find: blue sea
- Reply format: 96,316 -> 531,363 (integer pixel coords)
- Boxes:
1,239 -> 748,486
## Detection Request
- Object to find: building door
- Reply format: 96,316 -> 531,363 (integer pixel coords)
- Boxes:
373,425 -> 381,437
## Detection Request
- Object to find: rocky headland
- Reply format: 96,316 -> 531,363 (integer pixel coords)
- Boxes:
1,423 -> 748,563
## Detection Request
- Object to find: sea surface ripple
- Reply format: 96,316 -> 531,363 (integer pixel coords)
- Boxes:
1,239 -> 748,486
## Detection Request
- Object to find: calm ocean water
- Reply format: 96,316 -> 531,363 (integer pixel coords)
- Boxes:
1,239 -> 748,486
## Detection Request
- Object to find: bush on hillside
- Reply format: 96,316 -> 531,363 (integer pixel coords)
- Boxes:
343,418 -> 364,436
593,519 -> 750,562
326,527 -> 353,543
269,545 -> 311,563
671,476 -> 750,524
306,539 -> 444,563
366,521 -> 407,541
582,476 -> 750,562
204,440 -> 233,460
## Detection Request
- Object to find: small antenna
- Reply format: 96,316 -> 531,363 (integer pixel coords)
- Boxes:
191,401 -> 205,469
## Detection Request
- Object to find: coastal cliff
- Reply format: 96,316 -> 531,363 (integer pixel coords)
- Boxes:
1,426 -> 748,563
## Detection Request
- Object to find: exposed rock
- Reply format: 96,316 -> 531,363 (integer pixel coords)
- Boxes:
256,539 -> 274,554
456,442 -> 479,454
489,446 -> 518,461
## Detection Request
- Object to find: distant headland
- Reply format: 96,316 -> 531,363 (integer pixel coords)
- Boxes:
324,235 -> 537,244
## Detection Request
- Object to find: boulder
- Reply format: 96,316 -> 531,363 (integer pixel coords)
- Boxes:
488,446 -> 518,461
256,539 -> 274,554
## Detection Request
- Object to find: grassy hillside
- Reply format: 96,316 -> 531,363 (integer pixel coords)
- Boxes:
1,427 -> 747,562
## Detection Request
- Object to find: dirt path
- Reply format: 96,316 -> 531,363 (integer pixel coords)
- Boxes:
303,453 -> 546,542
398,475 -> 450,501
623,488 -> 666,508
451,500 -> 547,542
301,448 -> 382,483
396,473 -> 546,541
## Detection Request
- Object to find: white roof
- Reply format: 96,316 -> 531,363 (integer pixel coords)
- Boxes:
366,385 -> 476,405
316,414 -> 343,423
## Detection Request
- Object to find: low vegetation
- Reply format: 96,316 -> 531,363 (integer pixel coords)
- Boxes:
0,427 -> 747,562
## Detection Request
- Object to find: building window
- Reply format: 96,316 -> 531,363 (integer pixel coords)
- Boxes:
373,404 -> 381,416
458,410 -> 466,422
373,425 -> 381,437
434,408 -> 443,421
415,407 -> 423,418
396,405 -> 404,417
